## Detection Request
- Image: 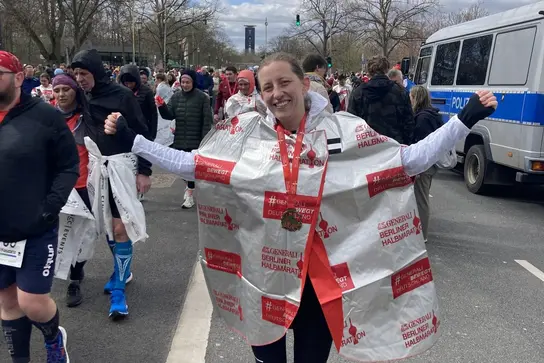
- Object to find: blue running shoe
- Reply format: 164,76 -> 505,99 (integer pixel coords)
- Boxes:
104,272 -> 133,294
109,290 -> 129,320
45,326 -> 69,363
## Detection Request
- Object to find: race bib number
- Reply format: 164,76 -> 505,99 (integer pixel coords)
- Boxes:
0,240 -> 27,268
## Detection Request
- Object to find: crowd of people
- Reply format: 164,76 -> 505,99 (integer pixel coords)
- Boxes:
0,47 -> 497,363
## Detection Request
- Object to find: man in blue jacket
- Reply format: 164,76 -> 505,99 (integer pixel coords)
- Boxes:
21,65 -> 40,94
197,66 -> 214,96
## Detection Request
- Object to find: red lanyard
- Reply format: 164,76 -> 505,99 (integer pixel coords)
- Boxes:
227,82 -> 237,97
276,114 -> 307,231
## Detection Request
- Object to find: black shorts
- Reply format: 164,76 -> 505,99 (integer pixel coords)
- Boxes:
76,187 -> 92,210
0,228 -> 58,294
107,180 -> 121,219
102,161 -> 121,219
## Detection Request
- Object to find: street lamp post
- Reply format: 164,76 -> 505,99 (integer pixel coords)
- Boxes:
264,18 -> 268,58
138,27 -> 142,65
131,11 -> 136,65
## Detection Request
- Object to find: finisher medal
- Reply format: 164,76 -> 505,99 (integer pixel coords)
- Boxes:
276,113 -> 307,232
281,208 -> 303,232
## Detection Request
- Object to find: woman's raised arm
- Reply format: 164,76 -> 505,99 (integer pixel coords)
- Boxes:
401,91 -> 497,177
105,114 -> 196,181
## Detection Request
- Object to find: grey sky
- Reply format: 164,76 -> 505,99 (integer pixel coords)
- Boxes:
218,0 -> 541,50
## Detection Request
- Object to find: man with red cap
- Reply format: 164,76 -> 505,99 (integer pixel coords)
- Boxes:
0,51 -> 77,362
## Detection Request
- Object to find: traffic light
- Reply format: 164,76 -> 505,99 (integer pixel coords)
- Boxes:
296,14 -> 301,26
326,56 -> 332,68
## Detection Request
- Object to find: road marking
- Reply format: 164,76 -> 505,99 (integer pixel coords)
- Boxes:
151,173 -> 178,189
166,262 -> 213,363
515,260 -> 544,282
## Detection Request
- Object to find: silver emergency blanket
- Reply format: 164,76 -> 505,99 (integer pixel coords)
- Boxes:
55,189 -> 98,280
85,137 -> 148,244
195,92 -> 440,362
224,91 -> 267,119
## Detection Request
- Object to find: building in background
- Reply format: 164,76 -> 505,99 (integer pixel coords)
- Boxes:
244,25 -> 256,55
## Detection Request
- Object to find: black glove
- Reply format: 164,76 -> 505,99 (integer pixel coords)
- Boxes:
458,93 -> 496,129
115,116 -> 138,149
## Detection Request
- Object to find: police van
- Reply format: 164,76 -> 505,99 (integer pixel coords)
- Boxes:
414,1 -> 544,194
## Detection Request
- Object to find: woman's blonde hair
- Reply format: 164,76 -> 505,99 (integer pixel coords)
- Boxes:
410,85 -> 432,113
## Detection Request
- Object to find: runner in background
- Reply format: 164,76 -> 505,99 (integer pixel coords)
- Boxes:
155,69 -> 212,209
154,73 -> 174,147
52,74 -> 95,308
213,66 -> 238,122
119,64 -> 158,201
224,69 -> 266,119
0,51 -> 78,363
71,49 -> 150,320
332,75 -> 352,112
31,73 -> 55,104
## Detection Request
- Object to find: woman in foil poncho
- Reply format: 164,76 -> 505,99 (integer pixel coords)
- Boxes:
103,53 -> 497,363
224,69 -> 267,118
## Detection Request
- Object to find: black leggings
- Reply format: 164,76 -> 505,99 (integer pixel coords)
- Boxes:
69,188 -> 92,281
180,148 -> 196,189
251,279 -> 333,363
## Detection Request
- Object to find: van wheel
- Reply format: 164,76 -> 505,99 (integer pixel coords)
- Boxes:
464,145 -> 489,194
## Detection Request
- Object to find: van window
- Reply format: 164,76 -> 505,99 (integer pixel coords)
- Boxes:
431,41 -> 460,86
456,35 -> 493,85
415,56 -> 431,84
488,27 -> 536,86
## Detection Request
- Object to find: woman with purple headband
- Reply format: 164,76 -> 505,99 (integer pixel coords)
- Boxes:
51,74 -> 97,308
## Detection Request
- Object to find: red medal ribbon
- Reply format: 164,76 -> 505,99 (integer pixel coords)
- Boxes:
227,82 -> 237,97
276,113 -> 307,209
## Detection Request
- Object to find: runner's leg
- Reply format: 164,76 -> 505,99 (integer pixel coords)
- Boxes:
292,279 -> 333,363
16,229 -> 69,362
66,262 -> 85,308
0,271 -> 32,363
182,148 -> 195,209
104,185 -> 133,295
109,218 -> 132,320
414,166 -> 437,242
251,335 -> 287,363
66,188 -> 91,307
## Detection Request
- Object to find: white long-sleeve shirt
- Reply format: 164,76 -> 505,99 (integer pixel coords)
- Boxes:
131,115 -> 469,182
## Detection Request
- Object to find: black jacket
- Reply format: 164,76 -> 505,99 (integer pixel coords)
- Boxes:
158,88 -> 212,151
329,90 -> 340,112
0,92 -> 79,242
119,65 -> 158,140
347,74 -> 415,145
413,108 -> 443,143
71,49 -> 151,175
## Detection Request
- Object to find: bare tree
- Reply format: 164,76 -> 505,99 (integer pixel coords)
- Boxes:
263,34 -> 312,59
135,0 -> 219,65
63,0 -> 110,56
295,0 -> 352,56
0,0 -> 67,62
349,0 -> 438,58
444,0 -> 488,26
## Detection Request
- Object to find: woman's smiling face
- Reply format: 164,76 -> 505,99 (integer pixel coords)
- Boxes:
258,60 -> 309,124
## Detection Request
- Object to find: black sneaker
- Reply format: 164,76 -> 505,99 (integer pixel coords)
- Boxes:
66,282 -> 82,308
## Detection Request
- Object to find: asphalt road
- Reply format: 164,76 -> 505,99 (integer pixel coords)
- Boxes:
2,170 -> 544,363
204,171 -> 544,363
0,171 -> 200,363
